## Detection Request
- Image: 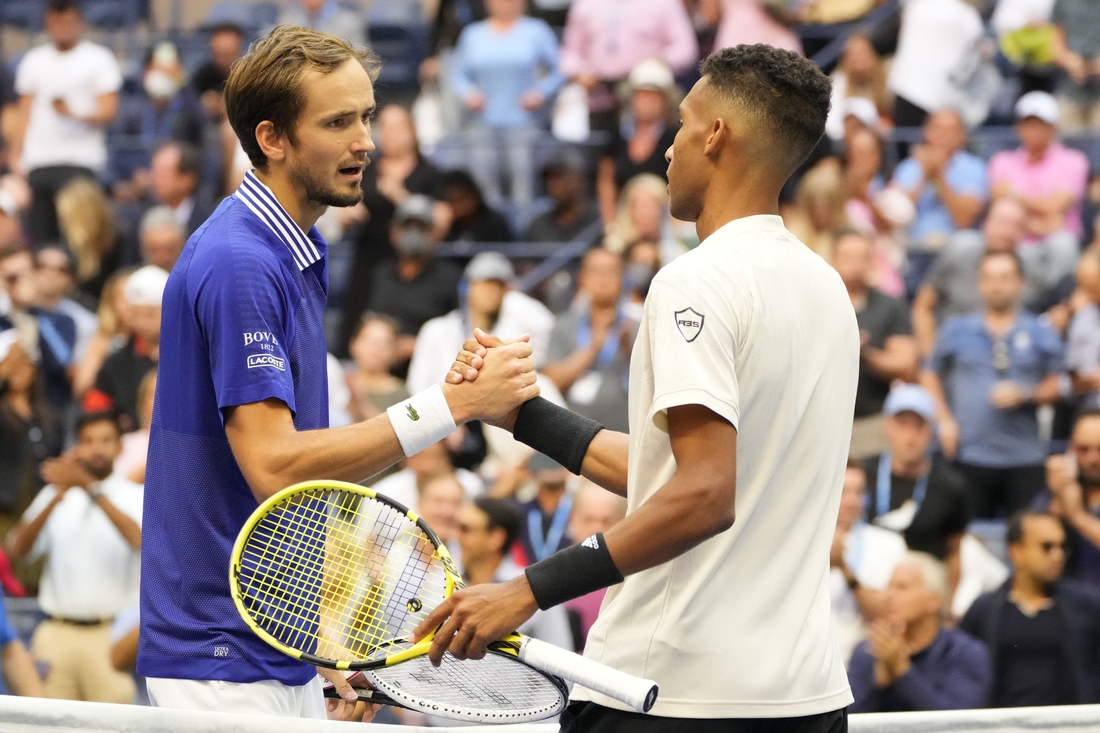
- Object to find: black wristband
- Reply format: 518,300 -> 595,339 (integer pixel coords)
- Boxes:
512,397 -> 603,475
524,533 -> 624,610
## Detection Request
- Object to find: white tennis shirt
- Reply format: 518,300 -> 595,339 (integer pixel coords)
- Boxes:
572,215 -> 859,718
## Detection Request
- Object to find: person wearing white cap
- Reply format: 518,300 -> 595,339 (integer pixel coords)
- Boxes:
1050,0 -> 1100,131
824,34 -> 888,142
81,265 -> 167,433
989,91 -> 1089,272
596,58 -> 680,225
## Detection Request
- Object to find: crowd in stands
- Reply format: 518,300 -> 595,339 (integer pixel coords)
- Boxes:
3,0 -> 1100,722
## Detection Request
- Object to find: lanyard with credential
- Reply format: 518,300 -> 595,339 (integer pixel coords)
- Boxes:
576,312 -> 621,369
527,493 -> 574,563
876,451 -> 929,518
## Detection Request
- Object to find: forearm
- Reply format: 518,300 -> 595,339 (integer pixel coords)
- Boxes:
94,496 -> 141,550
1031,375 -> 1062,405
9,499 -> 60,558
579,429 -> 629,496
596,160 -> 618,225
862,342 -> 918,382
933,179 -> 981,229
1067,508 -> 1100,551
913,288 -> 939,356
2,642 -> 43,697
921,371 -> 954,421
110,627 -> 139,673
77,94 -> 119,126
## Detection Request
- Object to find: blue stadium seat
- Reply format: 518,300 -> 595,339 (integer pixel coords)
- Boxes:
367,0 -> 428,89
203,1 -> 279,39
82,0 -> 146,29
0,0 -> 45,31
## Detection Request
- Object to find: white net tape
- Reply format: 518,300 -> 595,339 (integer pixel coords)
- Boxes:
0,697 -> 1099,733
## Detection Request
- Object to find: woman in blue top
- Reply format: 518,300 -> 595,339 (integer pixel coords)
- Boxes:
450,0 -> 563,229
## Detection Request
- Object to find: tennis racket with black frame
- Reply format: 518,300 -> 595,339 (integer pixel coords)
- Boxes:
229,480 -> 657,723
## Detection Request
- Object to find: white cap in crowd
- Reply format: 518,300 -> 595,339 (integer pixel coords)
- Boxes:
883,383 -> 937,423
625,58 -> 676,95
124,265 -> 170,307
843,96 -> 880,130
1014,91 -> 1060,125
463,252 -> 515,283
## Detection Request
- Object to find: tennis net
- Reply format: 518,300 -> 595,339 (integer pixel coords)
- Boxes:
1,697 -> 1100,733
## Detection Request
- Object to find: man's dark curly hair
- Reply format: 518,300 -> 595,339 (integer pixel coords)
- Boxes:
699,44 -> 832,175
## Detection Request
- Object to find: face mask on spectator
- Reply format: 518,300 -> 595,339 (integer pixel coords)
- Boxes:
625,262 -> 656,295
394,228 -> 433,258
144,70 -> 180,100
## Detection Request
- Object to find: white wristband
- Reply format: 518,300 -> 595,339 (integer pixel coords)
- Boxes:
387,384 -> 457,458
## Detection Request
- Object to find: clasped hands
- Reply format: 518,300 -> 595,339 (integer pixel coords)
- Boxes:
444,328 -> 538,430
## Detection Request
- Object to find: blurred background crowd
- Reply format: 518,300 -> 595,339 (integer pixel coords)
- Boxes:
2,0 -> 1100,723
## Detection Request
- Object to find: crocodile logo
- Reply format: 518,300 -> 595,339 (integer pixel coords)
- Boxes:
405,404 -> 420,421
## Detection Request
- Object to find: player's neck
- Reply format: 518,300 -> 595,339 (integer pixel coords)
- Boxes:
693,178 -> 780,243
252,168 -> 325,233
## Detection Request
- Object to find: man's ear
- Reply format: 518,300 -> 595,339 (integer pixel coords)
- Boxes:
703,118 -> 729,159
255,120 -> 286,164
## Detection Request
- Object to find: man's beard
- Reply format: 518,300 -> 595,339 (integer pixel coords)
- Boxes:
290,161 -> 363,209
83,461 -> 113,481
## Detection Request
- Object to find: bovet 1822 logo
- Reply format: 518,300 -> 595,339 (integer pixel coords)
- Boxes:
674,307 -> 705,343
247,354 -> 286,371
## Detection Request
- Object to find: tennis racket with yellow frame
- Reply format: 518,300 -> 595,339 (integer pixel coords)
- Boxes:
229,480 -> 657,723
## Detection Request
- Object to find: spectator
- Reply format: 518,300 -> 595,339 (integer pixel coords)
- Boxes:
621,238 -> 661,322
0,590 -> 44,697
0,246 -> 76,418
848,552 -> 992,711
0,331 -> 62,537
9,411 -> 141,703
72,268 -> 132,399
137,206 -> 185,272
710,0 -> 803,56
11,0 -> 121,245
863,385 -> 971,560
1066,248 -> 1100,407
146,142 -> 216,239
544,248 -> 632,433
190,23 -> 244,120
887,0 -> 984,128
442,170 -> 513,242
416,472 -> 466,550
924,251 -> 1064,518
110,42 -> 204,189
83,266 -> 166,434
456,497 -> 572,649
112,369 -> 155,484
514,453 -> 574,566
367,195 -> 463,366
558,0 -> 698,134
450,0 -> 563,223
831,460 -> 908,667
371,441 -> 485,513
1050,0 -> 1100,130
55,177 -> 120,302
0,174 -> 30,249
33,246 -> 97,368
339,104 -> 450,355
844,128 -> 910,298
562,479 -> 626,650
607,173 -> 686,263
913,199 -> 1048,357
832,229 -> 919,459
346,314 -> 410,423
276,0 -> 367,49
960,511 -> 1100,707
407,252 -> 555,394
784,159 -> 849,259
526,150 -> 601,243
991,0 -> 1058,97
596,59 -> 680,226
989,92 -> 1089,278
825,35 -> 890,142
891,110 -> 987,254
1041,411 -> 1100,588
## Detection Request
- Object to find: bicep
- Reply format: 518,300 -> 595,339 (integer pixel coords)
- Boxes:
667,404 -> 737,499
223,398 -> 299,493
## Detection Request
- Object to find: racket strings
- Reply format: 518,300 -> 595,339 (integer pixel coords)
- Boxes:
236,488 -> 450,663
368,653 -> 566,721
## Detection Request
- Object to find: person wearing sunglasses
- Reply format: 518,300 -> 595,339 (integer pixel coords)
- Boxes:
959,511 -> 1100,707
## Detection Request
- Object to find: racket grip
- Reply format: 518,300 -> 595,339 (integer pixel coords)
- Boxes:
518,637 -> 658,713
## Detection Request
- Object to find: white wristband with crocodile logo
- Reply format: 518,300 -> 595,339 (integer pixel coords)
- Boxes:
386,384 -> 457,458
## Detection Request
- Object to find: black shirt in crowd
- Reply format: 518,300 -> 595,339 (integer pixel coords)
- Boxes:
524,201 -> 601,244
863,455 -> 971,559
996,601 -> 1074,708
855,288 -> 913,418
366,257 -> 462,339
604,125 -> 678,191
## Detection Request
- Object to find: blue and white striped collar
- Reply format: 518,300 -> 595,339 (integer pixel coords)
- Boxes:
233,170 -> 322,271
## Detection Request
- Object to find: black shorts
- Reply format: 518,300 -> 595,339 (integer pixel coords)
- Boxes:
559,702 -> 848,733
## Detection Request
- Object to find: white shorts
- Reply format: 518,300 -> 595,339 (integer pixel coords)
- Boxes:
145,675 -> 327,719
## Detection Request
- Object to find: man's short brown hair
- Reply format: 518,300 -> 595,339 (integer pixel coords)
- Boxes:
225,25 -> 381,169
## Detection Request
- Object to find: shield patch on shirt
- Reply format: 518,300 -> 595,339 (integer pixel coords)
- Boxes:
674,307 -> 705,343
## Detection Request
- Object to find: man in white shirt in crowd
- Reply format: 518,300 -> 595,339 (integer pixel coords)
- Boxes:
8,411 -> 142,703
10,0 -> 121,245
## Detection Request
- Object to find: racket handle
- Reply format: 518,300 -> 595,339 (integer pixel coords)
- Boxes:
518,637 -> 658,713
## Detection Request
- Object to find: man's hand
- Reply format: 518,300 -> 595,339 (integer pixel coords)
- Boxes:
409,575 -> 539,666
937,416 -> 959,460
464,90 -> 487,112
1047,454 -> 1085,519
39,455 -> 92,491
445,329 -> 529,384
913,145 -> 947,182
317,668 -> 382,722
51,98 -> 74,119
830,528 -> 848,569
520,90 -> 546,111
868,620 -> 910,687
445,341 -> 539,423
990,381 -> 1028,409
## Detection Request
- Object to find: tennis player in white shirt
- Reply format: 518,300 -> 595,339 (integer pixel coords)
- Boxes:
416,44 -> 859,733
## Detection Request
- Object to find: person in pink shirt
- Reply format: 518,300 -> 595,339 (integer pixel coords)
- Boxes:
559,0 -> 698,133
989,91 -> 1087,287
712,0 -> 804,57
